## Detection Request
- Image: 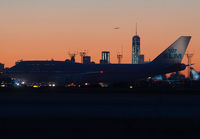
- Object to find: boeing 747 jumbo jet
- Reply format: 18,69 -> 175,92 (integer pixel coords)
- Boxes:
9,36 -> 191,85
79,36 -> 191,83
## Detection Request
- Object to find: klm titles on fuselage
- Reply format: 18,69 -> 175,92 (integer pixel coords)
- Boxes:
164,49 -> 182,59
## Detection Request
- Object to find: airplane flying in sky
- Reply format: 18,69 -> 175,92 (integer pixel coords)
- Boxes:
8,36 -> 191,86
114,27 -> 120,29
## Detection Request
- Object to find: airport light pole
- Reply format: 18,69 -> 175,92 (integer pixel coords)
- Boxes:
186,53 -> 194,79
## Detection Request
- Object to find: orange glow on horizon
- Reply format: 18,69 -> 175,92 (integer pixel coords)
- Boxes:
0,0 -> 199,75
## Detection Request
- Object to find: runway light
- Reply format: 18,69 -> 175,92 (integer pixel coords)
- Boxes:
85,83 -> 88,86
48,82 -> 56,87
100,70 -> 104,74
16,83 -> 20,86
67,83 -> 76,87
1,84 -> 6,88
99,82 -> 104,88
129,85 -> 133,89
33,85 -> 39,88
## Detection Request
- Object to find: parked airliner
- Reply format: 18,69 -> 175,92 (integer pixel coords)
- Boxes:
8,36 -> 191,85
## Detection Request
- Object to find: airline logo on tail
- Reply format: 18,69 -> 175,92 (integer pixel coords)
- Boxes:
165,49 -> 182,59
152,36 -> 191,64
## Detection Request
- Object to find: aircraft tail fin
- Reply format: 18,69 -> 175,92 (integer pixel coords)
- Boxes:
190,67 -> 200,80
151,36 -> 191,64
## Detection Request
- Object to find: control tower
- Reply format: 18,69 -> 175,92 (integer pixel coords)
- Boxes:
132,24 -> 140,64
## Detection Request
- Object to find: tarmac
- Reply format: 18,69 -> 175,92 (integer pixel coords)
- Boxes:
0,87 -> 200,138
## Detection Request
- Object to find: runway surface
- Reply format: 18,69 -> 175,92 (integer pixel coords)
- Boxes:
0,88 -> 200,138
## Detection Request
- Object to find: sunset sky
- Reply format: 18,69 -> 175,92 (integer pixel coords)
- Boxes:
0,0 -> 199,72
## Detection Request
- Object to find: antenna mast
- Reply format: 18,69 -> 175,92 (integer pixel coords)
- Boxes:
136,23 -> 138,36
117,46 -> 123,64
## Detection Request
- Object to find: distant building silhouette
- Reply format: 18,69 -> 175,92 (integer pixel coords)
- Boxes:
68,52 -> 77,63
70,56 -> 75,63
83,56 -> 91,64
101,51 -> 110,64
80,51 -> 87,63
100,60 -> 107,64
132,24 -> 140,64
0,63 -> 4,73
138,55 -> 144,64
